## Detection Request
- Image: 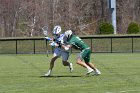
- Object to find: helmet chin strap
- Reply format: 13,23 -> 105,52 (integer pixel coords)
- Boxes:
67,34 -> 72,39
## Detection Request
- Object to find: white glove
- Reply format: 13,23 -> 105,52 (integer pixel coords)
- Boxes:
44,37 -> 52,41
49,42 -> 58,46
60,40 -> 64,45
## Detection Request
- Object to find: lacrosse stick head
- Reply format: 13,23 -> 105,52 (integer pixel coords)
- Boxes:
42,26 -> 48,36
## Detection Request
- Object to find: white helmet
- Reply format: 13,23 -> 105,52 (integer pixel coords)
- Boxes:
65,30 -> 73,38
53,25 -> 61,35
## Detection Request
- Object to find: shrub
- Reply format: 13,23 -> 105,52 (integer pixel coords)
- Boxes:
127,22 -> 140,34
99,22 -> 114,34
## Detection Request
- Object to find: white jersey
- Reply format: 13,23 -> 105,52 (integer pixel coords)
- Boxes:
54,34 -> 65,46
53,34 -> 69,61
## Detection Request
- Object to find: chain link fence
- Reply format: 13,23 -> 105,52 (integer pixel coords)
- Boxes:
0,35 -> 140,54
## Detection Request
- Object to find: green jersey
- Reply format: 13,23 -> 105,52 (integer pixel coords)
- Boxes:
67,35 -> 89,51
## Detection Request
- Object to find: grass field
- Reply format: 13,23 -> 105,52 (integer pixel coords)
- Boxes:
0,53 -> 140,93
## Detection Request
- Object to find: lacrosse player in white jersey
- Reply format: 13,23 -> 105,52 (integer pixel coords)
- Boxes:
44,25 -> 73,77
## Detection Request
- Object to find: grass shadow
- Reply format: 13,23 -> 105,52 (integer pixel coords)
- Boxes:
40,75 -> 83,78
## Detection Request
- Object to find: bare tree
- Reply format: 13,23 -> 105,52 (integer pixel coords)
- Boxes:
0,0 -> 21,37
0,0 -> 140,37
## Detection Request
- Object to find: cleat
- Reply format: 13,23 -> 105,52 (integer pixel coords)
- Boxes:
86,69 -> 93,75
69,63 -> 73,72
44,70 -> 51,77
94,70 -> 101,76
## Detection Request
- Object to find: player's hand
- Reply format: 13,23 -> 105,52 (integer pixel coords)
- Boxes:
44,37 -> 51,41
49,42 -> 59,46
60,40 -> 64,45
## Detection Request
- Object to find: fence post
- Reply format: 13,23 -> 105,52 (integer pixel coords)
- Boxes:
33,40 -> 35,54
16,40 -> 17,54
111,37 -> 113,53
91,38 -> 93,53
132,37 -> 133,53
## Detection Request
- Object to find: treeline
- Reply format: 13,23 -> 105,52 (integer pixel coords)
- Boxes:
0,0 -> 140,37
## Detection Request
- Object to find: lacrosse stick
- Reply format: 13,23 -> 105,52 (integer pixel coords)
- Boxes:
42,26 -> 49,57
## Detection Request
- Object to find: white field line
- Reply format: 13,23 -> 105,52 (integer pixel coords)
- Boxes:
106,89 -> 139,93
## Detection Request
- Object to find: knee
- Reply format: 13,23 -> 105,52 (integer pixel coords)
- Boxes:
76,59 -> 82,64
51,56 -> 58,62
62,61 -> 69,66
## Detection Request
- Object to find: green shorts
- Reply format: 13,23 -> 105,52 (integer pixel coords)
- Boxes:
78,49 -> 91,63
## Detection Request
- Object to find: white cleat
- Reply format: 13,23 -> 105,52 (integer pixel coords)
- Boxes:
86,69 -> 94,75
69,63 -> 73,72
94,69 -> 101,76
44,70 -> 51,77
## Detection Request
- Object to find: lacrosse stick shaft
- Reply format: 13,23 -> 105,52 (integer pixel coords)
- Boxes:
45,39 -> 49,57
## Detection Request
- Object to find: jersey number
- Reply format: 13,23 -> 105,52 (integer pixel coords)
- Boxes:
76,36 -> 84,43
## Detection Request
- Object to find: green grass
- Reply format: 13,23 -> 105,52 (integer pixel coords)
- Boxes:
0,53 -> 140,93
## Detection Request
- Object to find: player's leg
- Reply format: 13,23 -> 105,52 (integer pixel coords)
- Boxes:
76,53 -> 93,74
83,49 -> 101,75
49,56 -> 59,70
44,48 -> 61,76
86,62 -> 101,75
61,51 -> 73,72
44,56 -> 59,76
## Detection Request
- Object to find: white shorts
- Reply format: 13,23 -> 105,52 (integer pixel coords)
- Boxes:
53,47 -> 69,61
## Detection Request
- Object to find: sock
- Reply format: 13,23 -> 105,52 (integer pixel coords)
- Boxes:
86,66 -> 92,71
48,69 -> 52,73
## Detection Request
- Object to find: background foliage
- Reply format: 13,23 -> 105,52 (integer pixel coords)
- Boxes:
127,22 -> 140,34
0,0 -> 140,37
99,22 -> 114,34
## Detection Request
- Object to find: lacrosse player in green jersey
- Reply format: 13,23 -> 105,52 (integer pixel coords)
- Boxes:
62,30 -> 101,75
